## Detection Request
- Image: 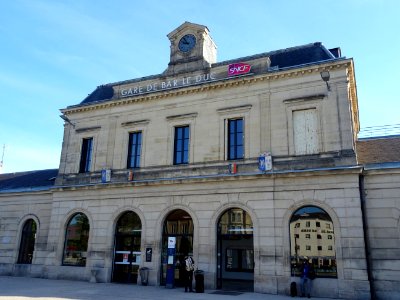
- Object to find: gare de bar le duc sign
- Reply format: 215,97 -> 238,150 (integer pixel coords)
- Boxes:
120,63 -> 252,98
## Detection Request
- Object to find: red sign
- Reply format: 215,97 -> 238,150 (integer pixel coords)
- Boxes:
228,63 -> 251,76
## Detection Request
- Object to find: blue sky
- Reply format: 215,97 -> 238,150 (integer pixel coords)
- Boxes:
0,0 -> 399,173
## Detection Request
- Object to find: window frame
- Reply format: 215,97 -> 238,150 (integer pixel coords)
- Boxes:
217,104 -> 251,161
166,113 -> 197,166
17,219 -> 37,264
127,131 -> 142,169
289,205 -> 337,279
227,118 -> 244,160
79,137 -> 93,173
284,97 -> 323,156
62,213 -> 90,267
173,125 -> 190,165
120,119 -> 149,169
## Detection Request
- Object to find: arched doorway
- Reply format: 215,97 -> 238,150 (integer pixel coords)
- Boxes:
217,208 -> 254,291
17,219 -> 37,264
112,211 -> 142,283
161,209 -> 193,286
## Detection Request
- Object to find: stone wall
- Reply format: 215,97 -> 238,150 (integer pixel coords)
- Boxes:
363,167 -> 400,300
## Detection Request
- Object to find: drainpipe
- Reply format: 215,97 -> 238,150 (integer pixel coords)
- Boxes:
358,172 -> 376,299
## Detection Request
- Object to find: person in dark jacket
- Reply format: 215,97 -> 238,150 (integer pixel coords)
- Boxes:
300,257 -> 314,298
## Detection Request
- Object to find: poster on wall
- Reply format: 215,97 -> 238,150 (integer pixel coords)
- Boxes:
168,236 -> 176,249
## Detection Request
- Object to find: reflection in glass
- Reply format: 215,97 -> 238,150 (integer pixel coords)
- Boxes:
218,208 -> 253,235
117,211 -> 142,235
290,206 -> 337,278
63,213 -> 90,266
225,248 -> 254,272
217,208 -> 254,291
228,119 -> 244,160
174,126 -> 189,165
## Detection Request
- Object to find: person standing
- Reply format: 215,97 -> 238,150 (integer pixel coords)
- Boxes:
300,258 -> 314,298
184,255 -> 195,292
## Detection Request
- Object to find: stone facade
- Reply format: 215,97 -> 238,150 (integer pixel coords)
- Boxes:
1,22 -> 399,299
362,167 -> 400,300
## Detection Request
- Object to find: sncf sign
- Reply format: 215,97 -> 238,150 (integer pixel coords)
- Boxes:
228,63 -> 251,76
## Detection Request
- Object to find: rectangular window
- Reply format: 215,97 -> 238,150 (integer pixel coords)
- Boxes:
306,245 -> 311,251
305,234 -> 311,239
293,109 -> 319,155
79,138 -> 93,173
228,118 -> 244,160
316,221 -> 320,227
318,246 -> 322,251
174,126 -> 189,165
306,221 -> 310,227
127,131 -> 142,169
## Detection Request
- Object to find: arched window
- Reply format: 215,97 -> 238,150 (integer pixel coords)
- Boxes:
62,213 -> 90,266
17,219 -> 37,264
289,206 -> 337,278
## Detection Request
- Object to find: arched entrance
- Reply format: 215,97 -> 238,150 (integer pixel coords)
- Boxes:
112,211 -> 142,283
161,209 -> 193,286
217,207 -> 254,291
17,219 -> 37,264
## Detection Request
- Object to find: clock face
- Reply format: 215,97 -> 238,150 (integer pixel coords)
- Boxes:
178,34 -> 196,53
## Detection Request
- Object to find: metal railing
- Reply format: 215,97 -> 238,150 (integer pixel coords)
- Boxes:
358,124 -> 400,139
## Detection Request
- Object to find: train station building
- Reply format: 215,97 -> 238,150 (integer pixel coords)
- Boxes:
1,22 -> 399,299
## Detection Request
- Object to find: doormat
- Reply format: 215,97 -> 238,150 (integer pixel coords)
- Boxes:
209,291 -> 243,296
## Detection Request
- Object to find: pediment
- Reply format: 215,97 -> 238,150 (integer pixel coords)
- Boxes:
167,21 -> 209,40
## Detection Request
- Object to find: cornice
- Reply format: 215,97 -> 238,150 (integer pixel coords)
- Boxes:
62,60 -> 353,116
346,60 -> 360,134
53,164 -> 362,193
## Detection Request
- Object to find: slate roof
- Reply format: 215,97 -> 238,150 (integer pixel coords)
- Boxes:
356,136 -> 400,164
79,42 -> 338,106
80,85 -> 114,105
268,42 -> 335,69
0,169 -> 58,193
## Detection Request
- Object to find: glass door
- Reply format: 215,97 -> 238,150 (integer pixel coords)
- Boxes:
217,208 -> 254,291
161,210 -> 193,286
113,212 -> 142,283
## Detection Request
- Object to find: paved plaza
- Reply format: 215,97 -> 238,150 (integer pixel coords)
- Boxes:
0,276 -> 338,300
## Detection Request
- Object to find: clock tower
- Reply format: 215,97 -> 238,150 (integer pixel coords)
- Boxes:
165,21 -> 217,75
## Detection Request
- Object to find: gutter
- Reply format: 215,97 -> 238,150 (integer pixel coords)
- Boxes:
358,171 -> 376,299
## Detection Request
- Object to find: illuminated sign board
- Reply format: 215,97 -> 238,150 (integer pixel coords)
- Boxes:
228,63 -> 251,76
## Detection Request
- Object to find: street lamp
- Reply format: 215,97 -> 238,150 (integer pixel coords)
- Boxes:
320,70 -> 331,91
